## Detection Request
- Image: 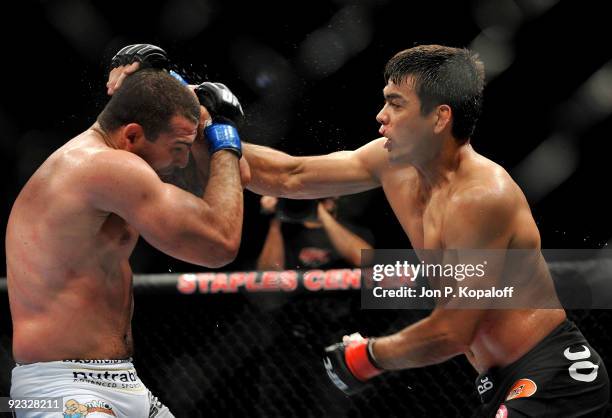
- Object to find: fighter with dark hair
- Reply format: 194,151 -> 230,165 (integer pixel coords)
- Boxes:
7,45 -> 247,417
241,45 -> 610,417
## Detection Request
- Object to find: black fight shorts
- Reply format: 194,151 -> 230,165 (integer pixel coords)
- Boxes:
474,320 -> 609,417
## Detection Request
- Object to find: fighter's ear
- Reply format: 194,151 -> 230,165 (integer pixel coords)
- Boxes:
122,123 -> 147,145
433,104 -> 452,135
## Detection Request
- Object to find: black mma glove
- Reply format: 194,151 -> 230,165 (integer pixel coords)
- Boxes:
195,82 -> 244,157
110,44 -> 169,70
323,337 -> 384,395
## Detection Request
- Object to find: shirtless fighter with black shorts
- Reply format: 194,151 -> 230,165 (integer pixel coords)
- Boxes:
241,45 -> 610,417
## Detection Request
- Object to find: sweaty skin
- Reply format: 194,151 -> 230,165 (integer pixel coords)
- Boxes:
7,112 -> 244,363
243,78 -> 565,373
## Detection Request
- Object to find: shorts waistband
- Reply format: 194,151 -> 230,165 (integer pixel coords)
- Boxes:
15,358 -> 133,367
12,359 -> 144,395
12,359 -> 140,382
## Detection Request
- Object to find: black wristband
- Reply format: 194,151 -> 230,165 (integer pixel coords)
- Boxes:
366,338 -> 384,370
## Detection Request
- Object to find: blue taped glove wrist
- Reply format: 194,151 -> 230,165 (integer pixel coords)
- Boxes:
204,123 -> 242,158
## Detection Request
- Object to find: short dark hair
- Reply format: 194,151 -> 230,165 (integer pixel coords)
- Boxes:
97,69 -> 200,141
384,45 -> 485,142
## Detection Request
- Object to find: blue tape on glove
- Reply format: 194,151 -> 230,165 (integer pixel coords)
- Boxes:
169,70 -> 188,85
204,123 -> 241,157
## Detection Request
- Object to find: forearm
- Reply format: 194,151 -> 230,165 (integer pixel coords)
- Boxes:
243,142 -> 379,199
319,211 -> 372,267
202,151 -> 243,246
161,156 -> 207,196
372,316 -> 468,370
243,143 -> 299,196
256,219 -> 285,270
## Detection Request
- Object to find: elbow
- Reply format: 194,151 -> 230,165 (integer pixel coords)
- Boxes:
211,236 -> 240,267
206,214 -> 243,266
347,251 -> 362,268
349,245 -> 373,267
446,332 -> 472,355
222,236 -> 241,262
200,245 -> 237,268
437,322 -> 474,355
194,233 -> 240,269
410,315 -> 473,359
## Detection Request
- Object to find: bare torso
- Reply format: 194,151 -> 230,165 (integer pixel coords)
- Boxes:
6,129 -> 137,363
378,144 -> 565,372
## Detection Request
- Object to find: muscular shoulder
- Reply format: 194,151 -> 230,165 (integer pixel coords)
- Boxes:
355,137 -> 389,176
455,150 -> 524,204
59,138 -> 151,181
70,148 -> 160,210
450,181 -> 515,222
45,131 -> 154,188
85,148 -> 153,177
445,159 -> 524,247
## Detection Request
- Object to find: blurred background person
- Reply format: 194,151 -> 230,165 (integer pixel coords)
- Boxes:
256,196 -> 373,270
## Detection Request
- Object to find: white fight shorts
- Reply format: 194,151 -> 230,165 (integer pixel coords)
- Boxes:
10,359 -> 174,417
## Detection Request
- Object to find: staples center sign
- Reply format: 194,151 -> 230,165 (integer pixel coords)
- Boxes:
176,269 -> 362,294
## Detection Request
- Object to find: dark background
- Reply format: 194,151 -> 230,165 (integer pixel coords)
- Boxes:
1,1 -> 612,416
2,0 -> 612,276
